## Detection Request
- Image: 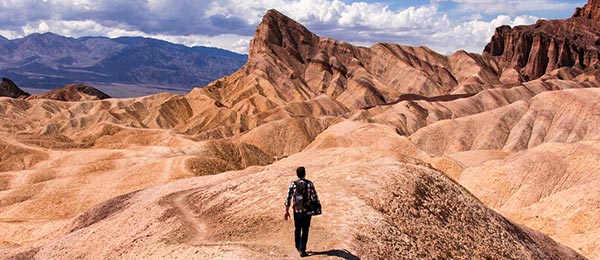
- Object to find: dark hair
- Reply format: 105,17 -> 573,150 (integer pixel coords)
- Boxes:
296,166 -> 306,178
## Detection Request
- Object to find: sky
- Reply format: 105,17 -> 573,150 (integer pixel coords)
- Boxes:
0,0 -> 586,54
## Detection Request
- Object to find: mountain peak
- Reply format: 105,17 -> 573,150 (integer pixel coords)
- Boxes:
572,0 -> 600,21
248,9 -> 319,61
26,32 -> 66,40
264,9 -> 285,20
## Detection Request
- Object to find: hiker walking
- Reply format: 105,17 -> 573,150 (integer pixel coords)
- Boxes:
284,166 -> 320,257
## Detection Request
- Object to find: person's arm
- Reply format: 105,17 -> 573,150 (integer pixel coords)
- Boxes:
284,182 -> 294,220
310,182 -> 319,203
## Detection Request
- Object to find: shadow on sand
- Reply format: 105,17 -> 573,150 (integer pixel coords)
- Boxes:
308,249 -> 360,260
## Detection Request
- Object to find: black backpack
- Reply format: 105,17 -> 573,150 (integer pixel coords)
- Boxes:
293,180 -> 308,211
293,180 -> 322,216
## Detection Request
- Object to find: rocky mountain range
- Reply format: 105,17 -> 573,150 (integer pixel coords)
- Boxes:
0,33 -> 247,97
1,1 -> 600,259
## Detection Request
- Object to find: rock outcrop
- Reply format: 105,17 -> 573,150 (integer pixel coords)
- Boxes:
484,0 -> 600,82
201,9 -> 501,113
27,83 -> 111,101
573,0 -> 600,21
0,77 -> 29,98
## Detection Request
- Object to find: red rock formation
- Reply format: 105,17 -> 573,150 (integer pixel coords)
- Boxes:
573,0 -> 600,21
201,9 -> 501,113
484,0 -> 600,82
0,77 -> 30,98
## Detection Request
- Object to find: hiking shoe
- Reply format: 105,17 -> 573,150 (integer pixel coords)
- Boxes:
300,250 -> 309,257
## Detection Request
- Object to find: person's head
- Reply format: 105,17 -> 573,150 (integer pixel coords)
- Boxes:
296,166 -> 306,179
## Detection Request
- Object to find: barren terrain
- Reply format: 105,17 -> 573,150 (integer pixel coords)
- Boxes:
2,3 -> 600,259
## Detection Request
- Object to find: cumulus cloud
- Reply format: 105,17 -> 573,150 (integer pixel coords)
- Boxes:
205,0 -> 450,30
0,0 -> 564,54
13,19 -> 253,53
430,14 -> 540,53
0,0 -> 250,35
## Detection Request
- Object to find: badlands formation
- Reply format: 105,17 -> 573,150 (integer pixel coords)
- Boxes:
26,84 -> 111,102
1,2 -> 600,260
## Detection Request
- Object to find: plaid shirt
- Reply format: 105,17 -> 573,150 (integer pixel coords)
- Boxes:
285,178 -> 319,214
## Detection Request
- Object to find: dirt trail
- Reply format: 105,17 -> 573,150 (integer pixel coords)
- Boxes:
171,190 -> 209,244
160,184 -> 353,259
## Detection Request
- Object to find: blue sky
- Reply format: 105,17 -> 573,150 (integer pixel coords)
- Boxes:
0,0 -> 587,54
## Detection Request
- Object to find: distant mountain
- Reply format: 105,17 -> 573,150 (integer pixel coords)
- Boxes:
0,33 -> 247,97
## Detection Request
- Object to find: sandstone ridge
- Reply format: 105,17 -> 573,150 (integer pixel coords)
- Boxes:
201,9 -> 502,114
27,83 -> 111,101
484,0 -> 600,82
573,0 -> 600,21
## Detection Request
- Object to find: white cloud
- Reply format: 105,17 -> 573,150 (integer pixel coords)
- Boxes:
0,29 -> 18,39
7,19 -> 252,54
429,14 -> 540,53
205,0 -> 450,30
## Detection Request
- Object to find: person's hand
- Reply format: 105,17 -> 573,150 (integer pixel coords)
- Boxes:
284,212 -> 290,221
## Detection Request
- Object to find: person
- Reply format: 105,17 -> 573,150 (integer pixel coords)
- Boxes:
284,166 -> 319,257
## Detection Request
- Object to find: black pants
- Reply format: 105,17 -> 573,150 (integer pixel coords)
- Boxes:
293,213 -> 312,251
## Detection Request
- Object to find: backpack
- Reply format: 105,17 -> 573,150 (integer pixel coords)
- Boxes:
293,180 -> 308,211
